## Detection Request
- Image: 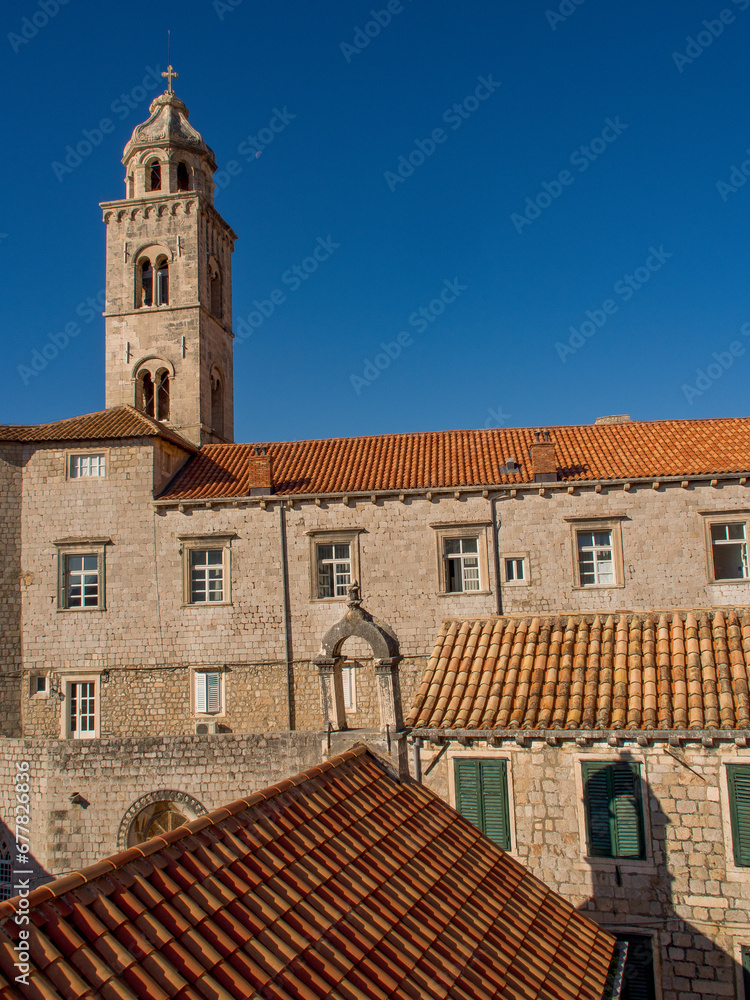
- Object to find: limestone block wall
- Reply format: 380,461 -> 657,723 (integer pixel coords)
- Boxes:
419,739 -> 750,1000
0,733 -> 404,880
0,445 -> 23,735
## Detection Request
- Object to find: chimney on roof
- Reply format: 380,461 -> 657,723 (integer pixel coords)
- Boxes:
529,432 -> 557,483
247,448 -> 274,496
595,414 -> 631,425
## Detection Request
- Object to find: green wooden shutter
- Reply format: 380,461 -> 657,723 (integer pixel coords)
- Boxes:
742,946 -> 750,1000
611,764 -> 645,859
616,934 -> 656,1000
727,764 -> 750,866
454,759 -> 511,850
582,762 -> 645,860
582,761 -> 614,857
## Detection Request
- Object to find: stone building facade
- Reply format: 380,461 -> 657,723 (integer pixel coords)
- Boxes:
2,74 -> 750,998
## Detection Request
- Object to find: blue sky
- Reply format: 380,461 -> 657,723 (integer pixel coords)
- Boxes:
2,0 -> 750,442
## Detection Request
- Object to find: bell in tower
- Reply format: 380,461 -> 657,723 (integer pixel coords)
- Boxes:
100,67 -> 236,446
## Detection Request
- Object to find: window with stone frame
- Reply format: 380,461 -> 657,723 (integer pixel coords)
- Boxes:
582,761 -> 646,860
180,536 -> 234,606
68,453 -> 106,478
56,540 -> 108,612
194,670 -> 222,715
567,517 -> 625,590
453,758 -> 511,849
727,764 -> 750,867
615,934 -> 657,1000
709,521 -> 749,581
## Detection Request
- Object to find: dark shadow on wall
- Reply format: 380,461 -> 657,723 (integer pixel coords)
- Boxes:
0,818 -> 50,902
577,752 -> 744,1000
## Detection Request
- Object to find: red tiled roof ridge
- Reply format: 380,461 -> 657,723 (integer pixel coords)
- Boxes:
0,404 -> 196,451
198,413 -> 750,450
0,744 -> 368,919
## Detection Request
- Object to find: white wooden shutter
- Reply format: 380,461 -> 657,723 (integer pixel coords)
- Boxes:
206,672 -> 221,714
195,673 -> 207,713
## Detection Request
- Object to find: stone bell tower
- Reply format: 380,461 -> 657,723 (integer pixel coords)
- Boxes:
100,66 -> 236,445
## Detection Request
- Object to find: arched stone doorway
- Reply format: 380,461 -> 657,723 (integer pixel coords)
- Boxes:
117,790 -> 207,849
315,583 -> 403,733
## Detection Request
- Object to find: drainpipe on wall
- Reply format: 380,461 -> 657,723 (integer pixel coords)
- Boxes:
412,738 -> 423,784
278,503 -> 294,730
491,495 -> 503,616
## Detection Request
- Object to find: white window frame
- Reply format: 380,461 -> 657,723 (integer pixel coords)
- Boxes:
703,516 -> 750,584
56,539 -> 109,612
66,450 -> 108,480
307,530 -> 363,602
431,523 -> 492,597
192,668 -> 225,717
502,552 -> 531,587
63,675 -> 100,739
566,517 -> 625,591
180,536 -> 234,607
29,673 -> 48,698
342,663 -> 356,712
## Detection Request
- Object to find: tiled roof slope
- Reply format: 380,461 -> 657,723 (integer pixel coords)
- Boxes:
0,746 -> 616,1000
159,416 -> 750,499
0,406 -> 195,451
407,610 -> 750,732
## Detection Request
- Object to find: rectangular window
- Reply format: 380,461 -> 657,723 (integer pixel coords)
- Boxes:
711,522 -> 749,581
69,681 -> 96,739
445,537 -> 481,593
454,758 -> 511,849
616,934 -> 656,1000
728,764 -> 750,866
65,554 -> 100,608
29,675 -> 47,697
505,557 -> 525,582
742,946 -> 750,1000
577,529 -> 615,586
317,543 -> 352,598
195,671 -> 222,714
69,453 -> 106,478
189,549 -> 224,603
0,851 -> 11,902
582,761 -> 646,859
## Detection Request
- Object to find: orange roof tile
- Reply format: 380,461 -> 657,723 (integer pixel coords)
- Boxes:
0,406 -> 195,452
407,609 -> 750,732
0,747 -> 616,1000
158,415 -> 750,499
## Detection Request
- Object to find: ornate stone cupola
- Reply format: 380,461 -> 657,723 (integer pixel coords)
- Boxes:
100,67 -> 237,446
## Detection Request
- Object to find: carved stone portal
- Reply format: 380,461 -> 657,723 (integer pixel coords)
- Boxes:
315,584 -> 402,733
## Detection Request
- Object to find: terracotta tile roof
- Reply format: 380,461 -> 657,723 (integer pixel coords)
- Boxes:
407,610 -> 750,732
0,406 -> 195,451
0,747 -> 616,1000
158,416 -> 750,499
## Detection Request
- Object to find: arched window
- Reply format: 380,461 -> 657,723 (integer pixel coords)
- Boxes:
142,371 -> 155,418
211,368 -> 224,439
177,161 -> 190,191
140,258 -> 153,307
155,257 -> 169,306
148,159 -> 161,191
157,370 -> 170,421
209,259 -> 222,319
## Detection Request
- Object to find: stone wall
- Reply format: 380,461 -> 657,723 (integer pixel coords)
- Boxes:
418,738 -> 750,1000
0,445 -> 23,736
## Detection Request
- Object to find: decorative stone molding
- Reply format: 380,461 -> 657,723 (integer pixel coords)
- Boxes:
117,789 -> 206,849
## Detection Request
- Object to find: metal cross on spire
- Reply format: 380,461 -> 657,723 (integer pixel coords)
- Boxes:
162,31 -> 178,93
162,64 -> 179,93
